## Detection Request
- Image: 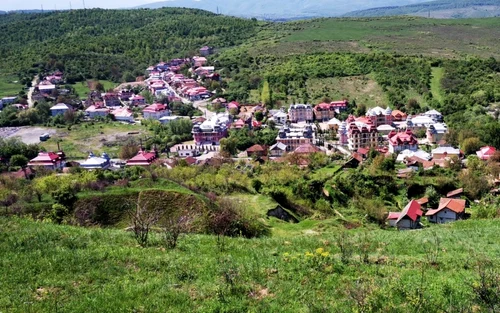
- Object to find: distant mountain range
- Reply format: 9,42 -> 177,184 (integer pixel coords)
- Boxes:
135,0 -> 431,19
343,0 -> 500,18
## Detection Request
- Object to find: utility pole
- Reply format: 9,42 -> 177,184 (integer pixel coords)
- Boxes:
41,4 -> 44,12
70,2 -> 72,10
83,0 -> 86,9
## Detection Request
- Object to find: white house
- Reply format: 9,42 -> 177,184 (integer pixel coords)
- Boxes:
50,103 -> 72,116
80,152 -> 111,170
423,109 -> 443,122
269,142 -> 287,157
159,116 -> 182,125
426,198 -> 466,224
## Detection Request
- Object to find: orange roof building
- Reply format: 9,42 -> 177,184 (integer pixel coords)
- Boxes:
426,198 -> 466,223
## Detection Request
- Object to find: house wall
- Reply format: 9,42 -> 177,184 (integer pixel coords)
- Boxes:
388,219 -> 397,227
428,210 -> 457,224
51,109 -> 67,116
396,217 -> 420,230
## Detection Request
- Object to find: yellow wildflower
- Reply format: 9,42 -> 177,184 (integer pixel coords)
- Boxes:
305,252 -> 314,257
315,248 -> 324,255
321,252 -> 330,257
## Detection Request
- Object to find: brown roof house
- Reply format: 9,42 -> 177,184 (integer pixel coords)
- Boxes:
426,198 -> 466,224
246,144 -> 267,158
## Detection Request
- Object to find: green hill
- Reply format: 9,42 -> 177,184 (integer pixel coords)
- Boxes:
0,8 -> 258,83
344,0 -> 500,18
1,217 -> 499,312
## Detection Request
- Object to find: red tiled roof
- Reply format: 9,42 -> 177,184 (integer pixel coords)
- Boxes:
357,148 -> 369,155
396,200 -> 423,223
126,150 -> 157,166
247,144 -> 266,152
416,197 -> 429,205
389,130 -> 418,146
446,188 -> 463,197
387,212 -> 401,220
294,143 -> 320,154
476,146 -> 496,160
143,103 -> 168,113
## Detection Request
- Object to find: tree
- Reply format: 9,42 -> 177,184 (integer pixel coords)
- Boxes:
461,137 -> 482,156
119,143 -> 140,160
161,213 -> 189,249
219,138 -> 238,157
9,155 -> 28,167
128,199 -> 160,247
255,111 -> 264,122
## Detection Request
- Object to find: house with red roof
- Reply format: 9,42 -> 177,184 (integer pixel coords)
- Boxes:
476,146 -> 496,160
426,198 -> 466,223
85,103 -> 110,119
388,130 -> 418,153
313,101 -> 346,121
126,150 -> 157,167
388,200 -> 423,230
227,101 -> 240,112
231,119 -> 247,129
294,143 -> 322,154
247,144 -> 268,158
111,108 -> 134,123
199,46 -> 214,56
28,152 -> 65,170
143,103 -> 170,120
391,109 -> 407,121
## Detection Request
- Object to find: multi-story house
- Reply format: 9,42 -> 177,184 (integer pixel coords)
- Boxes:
366,106 -> 393,127
347,119 -> 379,151
288,104 -> 313,123
388,130 -> 418,153
142,103 -> 170,120
192,113 -> 230,145
276,124 -> 315,152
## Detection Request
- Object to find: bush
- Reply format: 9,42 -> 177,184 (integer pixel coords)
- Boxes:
208,198 -> 269,239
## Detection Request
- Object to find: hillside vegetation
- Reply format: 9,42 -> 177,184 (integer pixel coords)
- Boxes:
0,8 -> 258,85
1,217 -> 499,312
345,0 -> 500,18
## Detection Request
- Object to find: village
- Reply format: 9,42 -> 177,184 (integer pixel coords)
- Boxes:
0,45 -> 496,230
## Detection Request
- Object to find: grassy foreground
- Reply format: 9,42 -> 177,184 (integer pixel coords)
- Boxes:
1,217 -> 499,312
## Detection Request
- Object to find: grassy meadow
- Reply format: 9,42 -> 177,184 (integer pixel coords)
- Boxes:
70,80 -> 117,99
40,122 -> 146,159
0,75 -> 23,98
267,17 -> 500,58
1,217 -> 499,312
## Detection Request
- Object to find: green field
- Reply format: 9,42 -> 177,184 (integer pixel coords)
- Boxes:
1,217 -> 499,312
40,122 -> 147,159
0,75 -> 23,98
70,80 -> 117,99
306,76 -> 387,108
280,17 -> 500,58
431,67 -> 445,103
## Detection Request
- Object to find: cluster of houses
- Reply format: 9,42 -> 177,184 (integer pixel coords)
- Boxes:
387,188 -> 467,229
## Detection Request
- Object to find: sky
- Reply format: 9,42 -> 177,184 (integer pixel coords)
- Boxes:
0,0 -> 161,10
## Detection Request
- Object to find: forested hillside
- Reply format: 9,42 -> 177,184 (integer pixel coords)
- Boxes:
0,8 -> 258,85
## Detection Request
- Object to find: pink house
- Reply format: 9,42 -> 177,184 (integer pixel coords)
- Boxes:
143,103 -> 170,120
388,130 -> 418,153
476,146 -> 496,160
28,152 -> 65,170
85,103 -> 110,119
126,150 -> 157,166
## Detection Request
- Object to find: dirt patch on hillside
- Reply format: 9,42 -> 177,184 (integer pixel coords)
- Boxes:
2,127 -> 57,144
